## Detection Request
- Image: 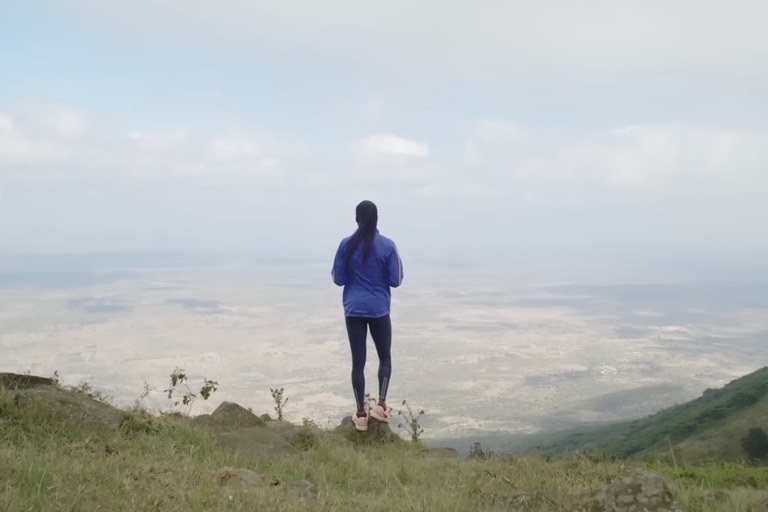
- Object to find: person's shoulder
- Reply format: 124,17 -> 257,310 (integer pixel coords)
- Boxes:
375,233 -> 398,249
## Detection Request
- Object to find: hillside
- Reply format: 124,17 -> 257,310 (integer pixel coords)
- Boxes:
532,366 -> 768,462
2,373 -> 768,511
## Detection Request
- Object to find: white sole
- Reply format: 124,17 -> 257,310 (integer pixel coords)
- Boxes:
370,411 -> 390,423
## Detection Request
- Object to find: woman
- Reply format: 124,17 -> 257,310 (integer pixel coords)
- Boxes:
332,200 -> 404,431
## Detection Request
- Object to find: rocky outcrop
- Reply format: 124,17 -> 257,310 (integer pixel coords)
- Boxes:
263,419 -> 317,449
12,385 -> 124,429
335,415 -> 400,444
0,372 -> 55,389
582,469 -> 684,512
210,401 -> 264,430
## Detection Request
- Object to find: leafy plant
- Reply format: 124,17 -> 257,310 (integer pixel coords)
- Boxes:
397,399 -> 424,443
70,381 -> 113,404
270,387 -> 288,421
164,367 -> 218,415
470,441 -> 494,460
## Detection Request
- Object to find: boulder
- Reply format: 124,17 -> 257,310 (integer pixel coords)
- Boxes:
190,414 -> 229,434
263,420 -> 316,449
213,426 -> 298,459
582,469 -> 683,512
0,373 -> 55,389
335,415 -> 400,444
13,385 -> 123,429
210,402 -> 264,430
217,467 -> 266,487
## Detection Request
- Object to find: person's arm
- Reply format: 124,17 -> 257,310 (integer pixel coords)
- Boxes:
387,243 -> 403,288
332,241 -> 346,286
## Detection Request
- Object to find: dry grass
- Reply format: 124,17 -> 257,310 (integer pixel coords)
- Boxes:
1,388 -> 767,511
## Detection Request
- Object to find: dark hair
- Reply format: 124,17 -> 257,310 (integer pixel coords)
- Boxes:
343,200 -> 378,265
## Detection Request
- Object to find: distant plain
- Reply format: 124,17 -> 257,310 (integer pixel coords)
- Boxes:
1,253 -> 765,449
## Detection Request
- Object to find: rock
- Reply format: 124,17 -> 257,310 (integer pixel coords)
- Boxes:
190,414 -> 228,434
217,467 -> 264,487
418,447 -> 459,458
260,413 -> 272,422
583,469 -> 683,512
335,415 -> 400,444
210,402 -> 264,430
264,420 -> 316,449
0,373 -> 55,389
480,490 -> 558,511
213,426 -> 298,459
14,385 -> 123,429
283,479 -> 318,500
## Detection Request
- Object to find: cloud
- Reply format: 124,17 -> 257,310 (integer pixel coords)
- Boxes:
0,108 -> 317,185
463,120 -> 768,196
58,0 -> 768,78
357,133 -> 430,160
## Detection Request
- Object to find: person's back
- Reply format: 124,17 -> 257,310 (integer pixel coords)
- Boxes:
332,200 -> 403,432
334,232 -> 403,317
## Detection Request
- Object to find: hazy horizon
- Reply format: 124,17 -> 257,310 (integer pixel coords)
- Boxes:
1,252 -> 765,448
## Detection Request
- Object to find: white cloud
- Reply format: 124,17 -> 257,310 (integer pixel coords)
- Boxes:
0,109 -> 311,184
463,120 -> 768,196
59,0 -> 768,77
357,133 -> 430,160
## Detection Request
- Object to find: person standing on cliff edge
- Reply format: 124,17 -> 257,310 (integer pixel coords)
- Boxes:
332,200 -> 404,431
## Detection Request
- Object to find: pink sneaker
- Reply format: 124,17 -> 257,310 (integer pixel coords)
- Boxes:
354,412 -> 369,432
370,403 -> 391,423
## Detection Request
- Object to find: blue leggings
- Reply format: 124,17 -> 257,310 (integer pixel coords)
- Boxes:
345,315 -> 392,411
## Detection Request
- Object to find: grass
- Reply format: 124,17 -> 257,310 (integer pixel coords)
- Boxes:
1,387 -> 767,511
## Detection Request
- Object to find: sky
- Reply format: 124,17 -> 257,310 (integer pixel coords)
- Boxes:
1,0 -> 767,274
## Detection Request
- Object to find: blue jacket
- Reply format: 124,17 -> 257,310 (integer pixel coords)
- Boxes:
332,232 -> 403,317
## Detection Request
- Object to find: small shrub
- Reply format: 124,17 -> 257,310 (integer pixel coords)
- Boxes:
470,441 -> 494,460
302,417 -> 319,429
70,381 -> 113,404
397,399 -> 424,443
270,387 -> 288,421
164,368 -> 218,415
119,410 -> 157,435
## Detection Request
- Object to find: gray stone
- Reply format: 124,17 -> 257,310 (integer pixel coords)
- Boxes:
210,401 -> 264,430
335,415 -> 400,444
0,373 -> 55,389
14,385 -> 123,429
213,426 -> 298,459
283,479 -> 318,500
583,469 -> 683,512
190,414 -> 228,434
264,420 -> 316,449
217,467 -> 264,487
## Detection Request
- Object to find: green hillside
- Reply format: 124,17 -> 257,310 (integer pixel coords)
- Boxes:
534,366 -> 768,462
3,374 -> 768,511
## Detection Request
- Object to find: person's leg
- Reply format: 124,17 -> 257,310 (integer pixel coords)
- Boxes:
345,316 -> 368,417
368,314 -> 392,407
